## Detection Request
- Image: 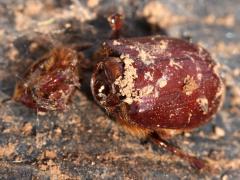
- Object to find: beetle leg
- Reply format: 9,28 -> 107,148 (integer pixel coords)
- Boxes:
68,43 -> 93,52
0,90 -> 12,107
0,98 -> 12,106
149,131 -> 206,170
108,13 -> 123,39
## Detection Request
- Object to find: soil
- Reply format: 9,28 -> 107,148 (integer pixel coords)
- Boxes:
0,0 -> 240,179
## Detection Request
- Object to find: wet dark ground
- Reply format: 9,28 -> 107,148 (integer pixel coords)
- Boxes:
0,0 -> 240,179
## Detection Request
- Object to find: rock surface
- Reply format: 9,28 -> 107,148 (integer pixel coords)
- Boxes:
0,0 -> 240,179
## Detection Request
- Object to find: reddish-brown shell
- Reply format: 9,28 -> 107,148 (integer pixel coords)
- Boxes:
13,47 -> 80,111
91,36 -> 224,130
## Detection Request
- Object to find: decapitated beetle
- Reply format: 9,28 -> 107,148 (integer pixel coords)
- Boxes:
91,14 -> 225,170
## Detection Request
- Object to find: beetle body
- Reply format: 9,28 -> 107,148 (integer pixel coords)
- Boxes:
91,36 -> 224,136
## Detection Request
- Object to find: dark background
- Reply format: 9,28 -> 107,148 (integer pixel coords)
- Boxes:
0,0 -> 239,179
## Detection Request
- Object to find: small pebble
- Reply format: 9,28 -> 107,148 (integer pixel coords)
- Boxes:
214,126 -> 226,138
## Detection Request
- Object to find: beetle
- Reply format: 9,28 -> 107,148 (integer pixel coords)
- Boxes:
90,14 -> 225,169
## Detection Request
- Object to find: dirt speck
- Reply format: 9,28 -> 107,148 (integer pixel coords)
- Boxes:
0,143 -> 16,157
113,40 -> 121,46
157,75 -> 168,88
39,160 -> 72,179
144,71 -> 153,81
97,85 -> 107,101
142,1 -> 186,28
158,40 -> 168,51
212,42 -> 240,57
21,122 -> 33,136
139,85 -> 154,97
6,45 -> 19,61
0,29 -> 5,41
196,97 -> 209,114
169,58 -> 183,69
203,14 -> 235,27
197,73 -> 202,80
183,75 -> 198,95
87,0 -> 100,8
138,49 -> 155,65
36,133 -> 48,149
44,150 -> 57,159
213,126 -> 225,139
187,113 -> 192,124
2,115 -> 14,122
221,175 -> 229,180
230,86 -> 240,107
114,54 -> 138,104
24,1 -> 43,16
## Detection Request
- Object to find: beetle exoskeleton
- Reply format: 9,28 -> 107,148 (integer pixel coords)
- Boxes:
91,36 -> 224,133
91,36 -> 224,169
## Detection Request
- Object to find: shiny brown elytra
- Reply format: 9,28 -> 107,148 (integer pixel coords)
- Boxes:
91,36 -> 225,169
13,47 -> 80,111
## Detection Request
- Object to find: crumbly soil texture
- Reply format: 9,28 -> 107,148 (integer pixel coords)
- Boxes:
0,0 -> 240,179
